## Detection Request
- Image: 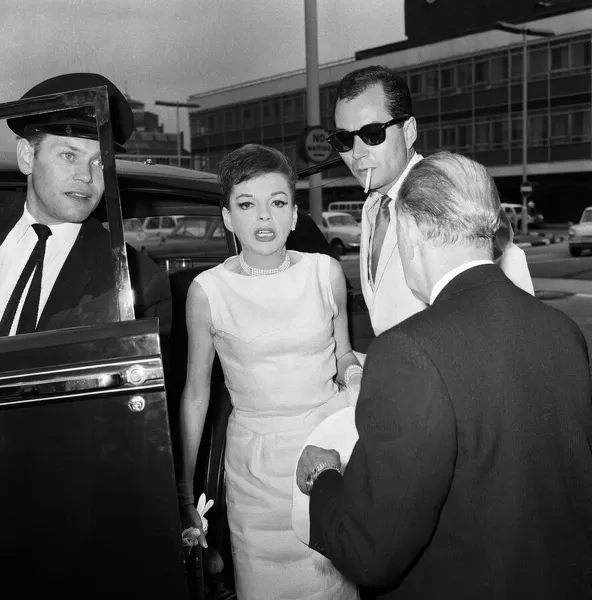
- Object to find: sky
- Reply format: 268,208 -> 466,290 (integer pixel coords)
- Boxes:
0,0 -> 406,153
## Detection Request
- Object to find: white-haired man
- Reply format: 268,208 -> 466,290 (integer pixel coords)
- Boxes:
297,152 -> 592,599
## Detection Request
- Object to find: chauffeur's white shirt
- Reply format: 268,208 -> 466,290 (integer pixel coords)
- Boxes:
360,153 -> 534,337
0,205 -> 80,335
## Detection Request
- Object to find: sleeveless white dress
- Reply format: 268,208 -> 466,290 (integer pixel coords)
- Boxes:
195,252 -> 359,600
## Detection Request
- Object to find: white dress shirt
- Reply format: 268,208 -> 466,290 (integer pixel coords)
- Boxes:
429,260 -> 494,305
0,206 -> 81,335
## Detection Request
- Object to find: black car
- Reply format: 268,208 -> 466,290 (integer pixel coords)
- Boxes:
0,155 -> 373,598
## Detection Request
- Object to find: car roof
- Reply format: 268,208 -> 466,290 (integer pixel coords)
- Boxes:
322,211 -> 356,218
0,151 -> 221,197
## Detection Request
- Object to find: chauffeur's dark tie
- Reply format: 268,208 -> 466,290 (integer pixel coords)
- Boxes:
0,223 -> 52,336
370,195 -> 391,282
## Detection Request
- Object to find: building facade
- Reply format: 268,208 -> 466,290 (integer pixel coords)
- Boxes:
188,1 -> 592,222
121,96 -> 191,167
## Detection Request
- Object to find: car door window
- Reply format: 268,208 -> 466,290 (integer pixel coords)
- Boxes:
145,217 -> 160,230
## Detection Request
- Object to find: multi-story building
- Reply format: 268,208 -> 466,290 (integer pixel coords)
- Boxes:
188,0 -> 592,222
121,96 -> 191,167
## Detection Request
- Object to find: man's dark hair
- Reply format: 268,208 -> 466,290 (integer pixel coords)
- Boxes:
334,65 -> 414,120
23,129 -> 48,156
218,144 -> 297,209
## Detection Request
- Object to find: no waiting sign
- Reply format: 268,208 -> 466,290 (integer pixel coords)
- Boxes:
298,126 -> 333,164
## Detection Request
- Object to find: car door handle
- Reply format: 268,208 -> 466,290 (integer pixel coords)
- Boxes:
0,360 -> 163,405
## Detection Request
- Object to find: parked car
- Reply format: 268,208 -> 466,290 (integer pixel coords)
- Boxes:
121,217 -> 147,244
568,206 -> 592,256
501,202 -> 544,230
319,211 -> 361,257
143,214 -> 183,237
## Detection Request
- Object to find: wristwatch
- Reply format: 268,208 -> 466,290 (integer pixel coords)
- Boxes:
305,461 -> 340,495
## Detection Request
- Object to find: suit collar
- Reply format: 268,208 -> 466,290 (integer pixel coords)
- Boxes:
0,194 -> 26,247
37,218 -> 106,329
363,152 -> 424,214
432,263 -> 509,306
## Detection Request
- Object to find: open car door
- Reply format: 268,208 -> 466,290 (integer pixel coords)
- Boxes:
0,87 -> 192,599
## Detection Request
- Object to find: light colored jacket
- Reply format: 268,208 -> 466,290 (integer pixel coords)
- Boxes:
360,153 -> 535,337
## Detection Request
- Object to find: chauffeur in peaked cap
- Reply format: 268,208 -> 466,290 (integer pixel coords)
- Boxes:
0,71 -> 171,350
7,72 -> 134,151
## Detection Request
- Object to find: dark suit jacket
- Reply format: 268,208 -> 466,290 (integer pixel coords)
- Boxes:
309,264 -> 592,599
0,196 -> 171,345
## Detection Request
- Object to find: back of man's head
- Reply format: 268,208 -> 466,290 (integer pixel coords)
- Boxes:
334,65 -> 413,119
398,151 -> 500,253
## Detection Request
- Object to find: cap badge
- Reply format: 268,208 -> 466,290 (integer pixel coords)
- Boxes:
65,124 -> 73,136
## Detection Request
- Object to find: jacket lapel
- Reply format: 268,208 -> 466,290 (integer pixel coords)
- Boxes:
37,219 -> 98,330
373,210 -> 399,290
359,197 -> 375,305
0,194 -> 26,246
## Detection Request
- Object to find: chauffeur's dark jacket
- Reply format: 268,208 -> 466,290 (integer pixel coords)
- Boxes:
309,264 -> 592,599
0,195 -> 171,342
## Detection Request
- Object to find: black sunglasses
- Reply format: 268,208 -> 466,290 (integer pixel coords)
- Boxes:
327,115 -> 409,153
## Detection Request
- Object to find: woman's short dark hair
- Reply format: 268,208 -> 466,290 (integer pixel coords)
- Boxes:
334,65 -> 413,120
218,144 -> 298,209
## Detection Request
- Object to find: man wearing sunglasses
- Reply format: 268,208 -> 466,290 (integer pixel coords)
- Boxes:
328,65 -> 534,337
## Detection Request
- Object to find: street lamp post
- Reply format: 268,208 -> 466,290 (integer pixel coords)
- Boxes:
155,100 -> 201,167
494,21 -> 554,235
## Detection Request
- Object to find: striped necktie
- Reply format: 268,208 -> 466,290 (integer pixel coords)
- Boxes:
0,223 -> 52,336
370,195 -> 391,282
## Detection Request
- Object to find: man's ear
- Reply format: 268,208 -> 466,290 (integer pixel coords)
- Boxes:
403,117 -> 417,150
222,207 -> 234,233
399,211 -> 422,257
16,138 -> 34,176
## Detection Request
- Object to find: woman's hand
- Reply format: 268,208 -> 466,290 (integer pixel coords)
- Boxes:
180,503 -> 209,549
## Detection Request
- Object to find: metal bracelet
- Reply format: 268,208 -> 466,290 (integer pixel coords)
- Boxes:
344,364 -> 363,387
305,461 -> 340,494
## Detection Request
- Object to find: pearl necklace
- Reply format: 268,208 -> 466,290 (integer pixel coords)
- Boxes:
238,251 -> 291,276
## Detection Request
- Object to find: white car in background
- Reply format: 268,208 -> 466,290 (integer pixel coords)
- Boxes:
501,202 -> 544,231
142,215 -> 183,237
568,206 -> 592,257
319,211 -> 361,258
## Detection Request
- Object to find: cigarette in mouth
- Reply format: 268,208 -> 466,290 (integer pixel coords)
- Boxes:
364,168 -> 372,194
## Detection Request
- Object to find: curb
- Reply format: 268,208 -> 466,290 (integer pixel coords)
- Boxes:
515,234 -> 565,248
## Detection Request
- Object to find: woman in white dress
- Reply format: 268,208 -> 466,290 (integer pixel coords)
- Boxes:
178,144 -> 362,599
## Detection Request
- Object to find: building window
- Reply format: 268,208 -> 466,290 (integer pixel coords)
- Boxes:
457,61 -> 472,90
441,125 -> 456,149
551,44 -> 569,72
457,123 -> 471,149
475,121 -> 490,150
529,47 -> 548,77
193,155 -> 209,171
409,71 -> 423,95
225,108 -> 237,131
571,109 -> 591,141
425,70 -> 438,95
425,128 -> 439,152
529,114 -> 547,145
263,100 -> 274,125
571,40 -> 592,69
491,118 -> 508,149
510,51 -> 523,79
511,117 -> 523,147
550,113 -> 569,142
441,66 -> 455,91
490,55 -> 508,82
474,59 -> 490,86
283,94 -> 303,123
